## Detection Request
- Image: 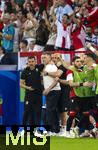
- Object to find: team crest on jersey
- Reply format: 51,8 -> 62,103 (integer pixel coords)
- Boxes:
36,68 -> 38,72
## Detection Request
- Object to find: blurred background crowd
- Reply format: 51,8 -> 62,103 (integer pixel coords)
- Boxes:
0,0 -> 97,53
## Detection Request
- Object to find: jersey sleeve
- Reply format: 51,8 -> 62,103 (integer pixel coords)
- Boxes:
21,69 -> 27,80
66,70 -> 73,81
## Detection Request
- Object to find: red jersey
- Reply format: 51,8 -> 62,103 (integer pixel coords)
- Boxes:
72,24 -> 86,50
66,70 -> 76,98
86,7 -> 98,29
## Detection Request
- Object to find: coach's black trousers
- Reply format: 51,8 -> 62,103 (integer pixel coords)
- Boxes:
46,90 -> 61,133
23,93 -> 42,125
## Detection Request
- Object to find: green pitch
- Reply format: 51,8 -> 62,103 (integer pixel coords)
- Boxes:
51,137 -> 98,150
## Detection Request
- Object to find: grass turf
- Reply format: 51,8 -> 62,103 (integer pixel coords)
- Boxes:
51,137 -> 98,150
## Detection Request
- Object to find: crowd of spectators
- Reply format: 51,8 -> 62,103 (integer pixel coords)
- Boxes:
0,0 -> 97,53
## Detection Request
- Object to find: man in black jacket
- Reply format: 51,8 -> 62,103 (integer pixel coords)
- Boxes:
20,56 -> 44,125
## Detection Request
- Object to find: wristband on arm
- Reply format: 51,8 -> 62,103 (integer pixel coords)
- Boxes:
80,83 -> 83,86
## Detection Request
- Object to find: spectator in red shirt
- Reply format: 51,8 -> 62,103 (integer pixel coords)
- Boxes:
86,0 -> 98,30
72,16 -> 86,51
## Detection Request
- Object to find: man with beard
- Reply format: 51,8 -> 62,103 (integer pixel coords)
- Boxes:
20,56 -> 44,125
58,56 -> 94,138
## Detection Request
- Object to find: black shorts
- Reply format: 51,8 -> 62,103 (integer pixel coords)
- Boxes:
58,86 -> 70,113
79,97 -> 96,112
68,97 -> 80,112
69,96 -> 96,113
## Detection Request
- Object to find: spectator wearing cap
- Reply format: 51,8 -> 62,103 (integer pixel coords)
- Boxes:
2,13 -> 15,52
